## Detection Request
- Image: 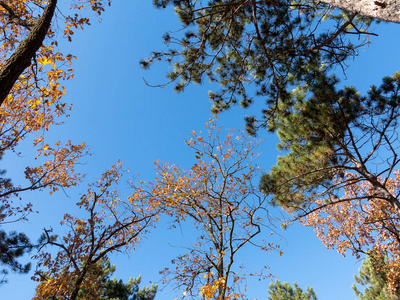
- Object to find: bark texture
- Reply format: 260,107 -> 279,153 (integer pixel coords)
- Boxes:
0,0 -> 57,107
320,0 -> 400,24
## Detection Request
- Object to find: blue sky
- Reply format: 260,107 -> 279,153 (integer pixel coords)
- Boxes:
2,1 -> 400,299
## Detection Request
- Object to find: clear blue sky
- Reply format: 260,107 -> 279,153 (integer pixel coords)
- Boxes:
2,2 -> 400,299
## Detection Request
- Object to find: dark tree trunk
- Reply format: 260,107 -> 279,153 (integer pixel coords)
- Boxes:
0,0 -> 58,106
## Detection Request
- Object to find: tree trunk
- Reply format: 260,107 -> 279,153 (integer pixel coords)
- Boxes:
0,0 -> 58,107
320,0 -> 400,24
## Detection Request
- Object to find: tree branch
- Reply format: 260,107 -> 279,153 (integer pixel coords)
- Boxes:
0,0 -> 57,107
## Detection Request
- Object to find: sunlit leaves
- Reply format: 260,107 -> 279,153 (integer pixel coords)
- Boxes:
148,118 -> 278,299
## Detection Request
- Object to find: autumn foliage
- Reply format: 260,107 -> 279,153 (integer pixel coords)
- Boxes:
33,162 -> 156,300
0,0 -> 110,148
301,171 -> 400,294
148,119 -> 279,300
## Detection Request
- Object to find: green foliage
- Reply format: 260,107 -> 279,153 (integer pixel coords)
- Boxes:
0,228 -> 33,284
353,255 -> 400,300
37,257 -> 157,300
268,280 -> 317,300
0,153 -> 33,284
261,71 -> 400,211
91,258 -> 157,300
144,0 -> 374,123
145,2 -> 400,221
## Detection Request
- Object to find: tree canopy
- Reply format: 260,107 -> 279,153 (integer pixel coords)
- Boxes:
1,0 -> 400,298
142,0 -> 376,124
262,71 -> 400,213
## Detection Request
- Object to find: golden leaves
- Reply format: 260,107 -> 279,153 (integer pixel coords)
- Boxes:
0,0 -> 109,152
148,118 -> 273,299
301,171 -> 400,294
199,274 -> 226,299
0,0 -> 112,245
24,140 -> 87,193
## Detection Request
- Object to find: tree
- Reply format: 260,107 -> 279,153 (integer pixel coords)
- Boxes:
353,255 -> 399,300
0,229 -> 32,284
143,0 -> 376,121
144,1 -> 400,217
93,258 -> 157,300
144,1 -> 400,215
99,268 -> 157,300
33,162 -> 157,300
147,119 -> 279,300
0,0 -> 110,283
0,152 -> 33,283
254,70 -> 400,294
299,169 -> 400,295
267,280 -> 317,300
262,71 -> 400,211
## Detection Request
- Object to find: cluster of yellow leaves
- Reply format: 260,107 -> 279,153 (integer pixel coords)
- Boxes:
199,273 -> 245,300
301,171 -> 400,294
199,273 -> 226,299
33,162 -> 156,299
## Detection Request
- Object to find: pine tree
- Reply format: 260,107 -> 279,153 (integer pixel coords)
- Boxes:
0,152 -> 33,284
261,71 -> 400,215
35,258 -> 157,300
0,229 -> 33,284
259,71 -> 400,295
268,280 -> 317,300
353,255 -> 400,300
78,258 -> 157,300
144,2 -> 400,217
143,0 -> 376,120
